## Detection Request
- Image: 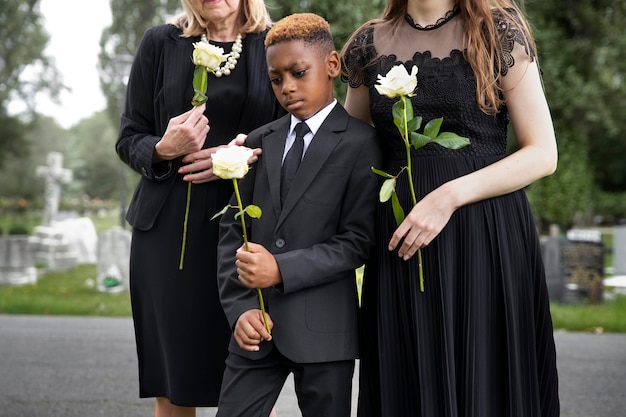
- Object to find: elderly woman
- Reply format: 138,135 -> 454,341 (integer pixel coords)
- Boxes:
116,0 -> 284,415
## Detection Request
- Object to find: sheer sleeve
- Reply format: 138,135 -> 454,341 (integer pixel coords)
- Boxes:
493,8 -> 536,77
341,26 -> 376,88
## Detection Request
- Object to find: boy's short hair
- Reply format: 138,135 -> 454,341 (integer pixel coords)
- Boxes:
265,13 -> 335,54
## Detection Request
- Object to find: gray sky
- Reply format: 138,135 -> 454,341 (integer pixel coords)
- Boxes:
37,0 -> 112,128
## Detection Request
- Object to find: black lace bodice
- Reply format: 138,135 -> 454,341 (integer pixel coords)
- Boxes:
342,10 -> 534,162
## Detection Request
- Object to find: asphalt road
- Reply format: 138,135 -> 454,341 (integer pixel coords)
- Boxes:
0,315 -> 624,417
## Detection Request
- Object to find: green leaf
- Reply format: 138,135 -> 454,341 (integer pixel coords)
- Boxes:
379,178 -> 396,202
407,115 -> 423,133
233,209 -> 246,220
392,100 -> 404,132
245,205 -> 262,219
410,132 -> 431,149
432,132 -> 471,149
423,117 -> 443,138
371,167 -> 394,179
191,91 -> 207,106
192,65 -> 207,92
391,191 -> 405,226
210,204 -> 230,221
191,65 -> 208,106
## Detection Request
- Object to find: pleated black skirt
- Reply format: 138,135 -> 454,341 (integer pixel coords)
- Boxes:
357,156 -> 560,417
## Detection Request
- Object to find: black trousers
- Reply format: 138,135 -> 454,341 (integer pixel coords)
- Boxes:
216,348 -> 355,417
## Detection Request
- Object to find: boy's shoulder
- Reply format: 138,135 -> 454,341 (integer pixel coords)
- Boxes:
245,113 -> 291,148
330,102 -> 378,139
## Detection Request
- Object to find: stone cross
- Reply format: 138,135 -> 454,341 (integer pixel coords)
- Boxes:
36,152 -> 73,226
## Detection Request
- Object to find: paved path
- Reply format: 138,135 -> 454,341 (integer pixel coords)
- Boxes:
0,315 -> 625,417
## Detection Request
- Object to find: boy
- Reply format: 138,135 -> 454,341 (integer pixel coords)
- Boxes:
216,13 -> 382,417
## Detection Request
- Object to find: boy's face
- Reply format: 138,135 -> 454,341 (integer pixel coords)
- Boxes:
266,39 -> 340,121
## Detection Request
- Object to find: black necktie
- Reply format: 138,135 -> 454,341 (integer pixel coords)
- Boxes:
281,121 -> 310,205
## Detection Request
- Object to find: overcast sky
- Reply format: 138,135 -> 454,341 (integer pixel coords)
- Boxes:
35,0 -> 113,128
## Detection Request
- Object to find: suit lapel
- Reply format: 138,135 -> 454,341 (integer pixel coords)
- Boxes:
261,117 -> 291,218
278,105 -> 350,224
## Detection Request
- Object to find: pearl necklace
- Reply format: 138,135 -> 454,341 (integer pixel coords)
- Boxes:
200,33 -> 243,77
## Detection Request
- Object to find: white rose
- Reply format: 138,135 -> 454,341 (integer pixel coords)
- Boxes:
192,41 -> 228,71
212,146 -> 254,179
374,64 -> 418,98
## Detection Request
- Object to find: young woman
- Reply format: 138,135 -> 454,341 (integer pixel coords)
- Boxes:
341,1 -> 559,416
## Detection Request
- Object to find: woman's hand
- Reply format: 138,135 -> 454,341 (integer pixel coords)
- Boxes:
154,104 -> 209,161
179,133 -> 262,184
389,185 -> 457,260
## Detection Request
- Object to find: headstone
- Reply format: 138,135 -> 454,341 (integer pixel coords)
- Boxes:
28,226 -> 78,272
29,152 -> 79,272
96,227 -> 131,293
561,229 -> 604,304
542,237 -> 565,302
54,217 -> 98,264
614,225 -> 626,276
35,152 -> 72,227
0,236 -> 37,286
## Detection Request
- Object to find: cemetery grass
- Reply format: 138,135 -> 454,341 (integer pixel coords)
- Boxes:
0,264 -> 131,317
550,295 -> 626,333
1,264 -> 625,333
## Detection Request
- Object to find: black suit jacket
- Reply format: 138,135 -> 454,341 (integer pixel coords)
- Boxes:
116,24 -> 284,231
217,104 -> 382,363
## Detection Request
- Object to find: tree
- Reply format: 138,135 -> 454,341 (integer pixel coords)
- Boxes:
0,116 -> 69,202
0,0 -> 63,168
67,111 -> 122,200
98,0 -> 181,128
525,1 -> 626,227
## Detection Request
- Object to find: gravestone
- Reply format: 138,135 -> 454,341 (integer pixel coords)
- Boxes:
561,229 -> 605,304
614,225 -> 626,276
55,217 -> 98,264
35,152 -> 72,227
0,236 -> 37,286
542,236 -> 565,302
97,227 -> 131,293
29,152 -> 78,271
29,227 -> 78,271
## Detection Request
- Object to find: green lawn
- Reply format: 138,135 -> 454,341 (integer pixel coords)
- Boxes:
550,295 -> 626,333
1,263 -> 625,333
0,264 -> 131,317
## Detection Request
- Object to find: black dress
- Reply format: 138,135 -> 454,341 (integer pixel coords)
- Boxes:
117,25 -> 283,407
342,9 -> 560,417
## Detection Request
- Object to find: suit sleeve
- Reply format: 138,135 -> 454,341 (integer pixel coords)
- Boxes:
216,135 -> 264,329
115,26 -> 175,181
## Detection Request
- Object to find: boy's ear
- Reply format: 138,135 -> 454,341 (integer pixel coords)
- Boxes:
326,51 -> 341,78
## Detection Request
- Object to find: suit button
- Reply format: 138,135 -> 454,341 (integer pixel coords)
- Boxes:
275,238 -> 285,248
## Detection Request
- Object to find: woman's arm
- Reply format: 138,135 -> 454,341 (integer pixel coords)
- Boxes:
391,54 -> 558,259
344,84 -> 373,126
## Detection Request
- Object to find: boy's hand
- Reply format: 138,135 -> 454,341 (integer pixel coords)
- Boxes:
236,242 -> 282,288
234,309 -> 273,351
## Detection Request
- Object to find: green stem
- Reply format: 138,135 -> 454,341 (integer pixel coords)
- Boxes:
232,179 -> 271,334
233,179 -> 249,252
401,96 -> 424,292
179,181 -> 192,270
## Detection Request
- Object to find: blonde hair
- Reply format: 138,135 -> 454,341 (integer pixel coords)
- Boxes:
170,0 -> 272,37
341,0 -> 537,114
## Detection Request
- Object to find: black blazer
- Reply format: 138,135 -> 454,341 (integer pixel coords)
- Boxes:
116,24 -> 284,231
217,104 -> 382,363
